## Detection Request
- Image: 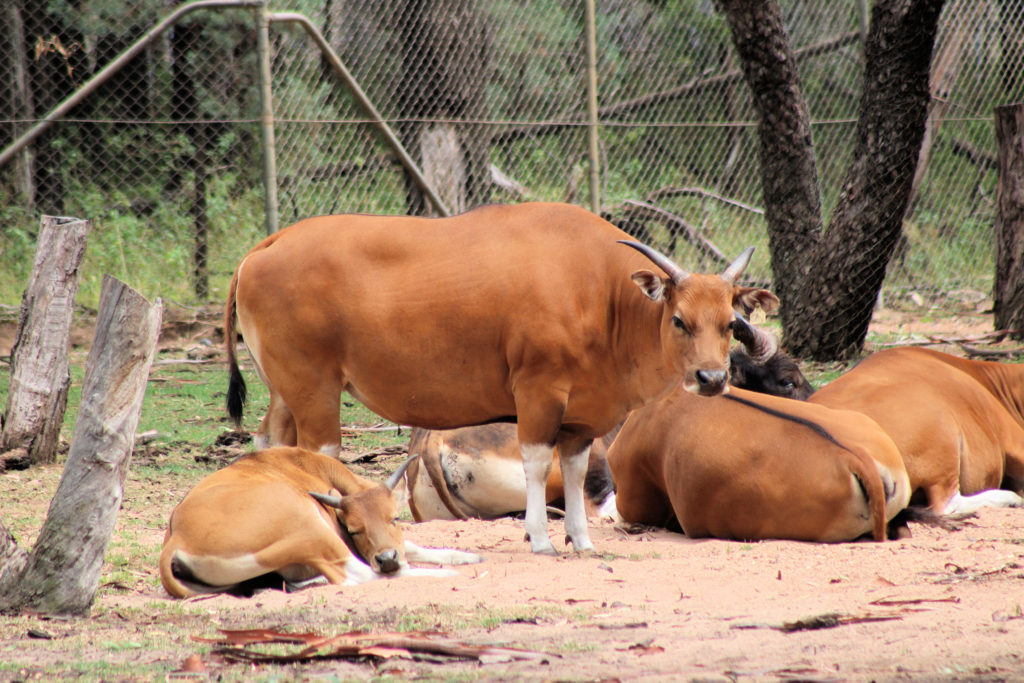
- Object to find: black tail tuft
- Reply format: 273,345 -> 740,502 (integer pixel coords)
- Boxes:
227,362 -> 247,427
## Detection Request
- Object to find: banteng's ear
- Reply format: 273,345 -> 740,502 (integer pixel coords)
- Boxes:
631,270 -> 668,302
390,474 -> 410,509
733,287 -> 779,316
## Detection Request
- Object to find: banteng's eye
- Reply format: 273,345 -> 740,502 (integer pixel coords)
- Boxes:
672,316 -> 689,334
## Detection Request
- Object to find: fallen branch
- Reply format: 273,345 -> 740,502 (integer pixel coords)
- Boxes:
647,186 -> 764,216
611,199 -> 730,268
152,358 -> 218,366
869,595 -> 961,607
195,628 -> 554,665
340,444 -> 408,463
954,342 -> 1024,360
872,329 -> 1024,349
731,611 -> 905,633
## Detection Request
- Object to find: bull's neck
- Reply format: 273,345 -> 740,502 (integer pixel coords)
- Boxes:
949,356 -> 1024,426
981,364 -> 1024,426
611,285 -> 678,407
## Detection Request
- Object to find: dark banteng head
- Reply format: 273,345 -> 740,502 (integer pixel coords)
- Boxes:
728,315 -> 814,400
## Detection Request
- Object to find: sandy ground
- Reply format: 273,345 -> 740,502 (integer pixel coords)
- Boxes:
115,509 -> 1024,682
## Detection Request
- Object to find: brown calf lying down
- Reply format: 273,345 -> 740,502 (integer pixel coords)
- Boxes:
404,318 -> 807,522
608,388 -> 910,542
810,347 -> 1024,516
224,201 -> 776,554
159,448 -> 480,598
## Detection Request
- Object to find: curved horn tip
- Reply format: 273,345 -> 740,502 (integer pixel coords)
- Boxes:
385,453 -> 420,490
733,313 -> 778,363
722,246 -> 755,283
617,240 -> 689,284
309,491 -> 343,508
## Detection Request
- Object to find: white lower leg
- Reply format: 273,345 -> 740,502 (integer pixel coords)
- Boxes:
559,446 -> 594,552
943,489 -> 1024,517
521,443 -> 557,554
342,555 -> 381,585
404,540 -> 482,565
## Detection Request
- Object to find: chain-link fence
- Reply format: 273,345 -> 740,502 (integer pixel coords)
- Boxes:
0,0 -> 1018,318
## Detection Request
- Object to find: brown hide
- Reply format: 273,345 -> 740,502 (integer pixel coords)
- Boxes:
810,347 -> 1024,512
225,202 -> 776,553
404,340 -> 806,523
227,203 -> 774,445
608,388 -> 910,542
159,447 -> 402,598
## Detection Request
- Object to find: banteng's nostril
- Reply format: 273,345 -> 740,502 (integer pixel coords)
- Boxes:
375,548 -> 400,574
696,369 -> 727,387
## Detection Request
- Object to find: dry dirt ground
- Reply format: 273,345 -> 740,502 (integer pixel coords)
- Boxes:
2,303 -> 1024,682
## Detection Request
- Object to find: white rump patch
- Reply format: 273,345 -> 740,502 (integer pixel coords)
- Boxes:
180,550 -> 266,587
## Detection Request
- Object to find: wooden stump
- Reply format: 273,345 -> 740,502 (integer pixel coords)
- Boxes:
994,103 -> 1024,339
0,215 -> 90,466
0,276 -> 162,616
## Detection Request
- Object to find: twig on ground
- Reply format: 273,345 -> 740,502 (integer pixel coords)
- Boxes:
731,610 -> 906,632
873,329 -> 1024,349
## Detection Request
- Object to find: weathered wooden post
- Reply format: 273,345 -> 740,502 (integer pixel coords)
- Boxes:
994,103 -> 1024,339
0,215 -> 90,468
0,276 -> 162,615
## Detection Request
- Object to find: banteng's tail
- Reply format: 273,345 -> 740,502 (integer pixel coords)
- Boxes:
225,265 -> 247,427
724,393 -> 888,541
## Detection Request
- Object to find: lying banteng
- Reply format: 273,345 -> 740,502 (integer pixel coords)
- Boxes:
159,448 -> 480,598
727,318 -> 815,400
403,317 -> 810,522
224,201 -> 777,554
810,347 -> 1024,516
608,387 -> 910,542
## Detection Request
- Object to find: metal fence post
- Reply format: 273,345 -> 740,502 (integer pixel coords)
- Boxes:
255,1 -> 279,234
584,0 -> 601,214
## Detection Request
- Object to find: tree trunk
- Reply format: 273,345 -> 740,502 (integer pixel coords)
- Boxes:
720,0 -> 945,360
1000,0 -> 1024,101
994,103 -> 1024,339
1,1 -> 34,202
0,276 -> 162,616
20,0 -> 86,214
170,20 -> 210,298
0,216 -> 90,468
395,0 -> 490,215
718,0 -> 824,347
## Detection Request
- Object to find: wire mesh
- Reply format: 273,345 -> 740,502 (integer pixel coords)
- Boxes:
0,0 -> 1019,328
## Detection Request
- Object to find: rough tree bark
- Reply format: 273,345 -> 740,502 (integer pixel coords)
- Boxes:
0,276 -> 162,616
993,103 -> 1024,339
0,216 -> 90,468
719,0 -> 945,360
394,0 -> 490,215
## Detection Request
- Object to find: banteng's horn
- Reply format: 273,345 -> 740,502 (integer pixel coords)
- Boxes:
309,490 -> 343,508
386,453 -> 420,491
617,240 -> 689,284
721,247 -> 755,284
731,313 -> 778,364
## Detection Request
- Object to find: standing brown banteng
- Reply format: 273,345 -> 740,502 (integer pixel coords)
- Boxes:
225,202 -> 776,554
